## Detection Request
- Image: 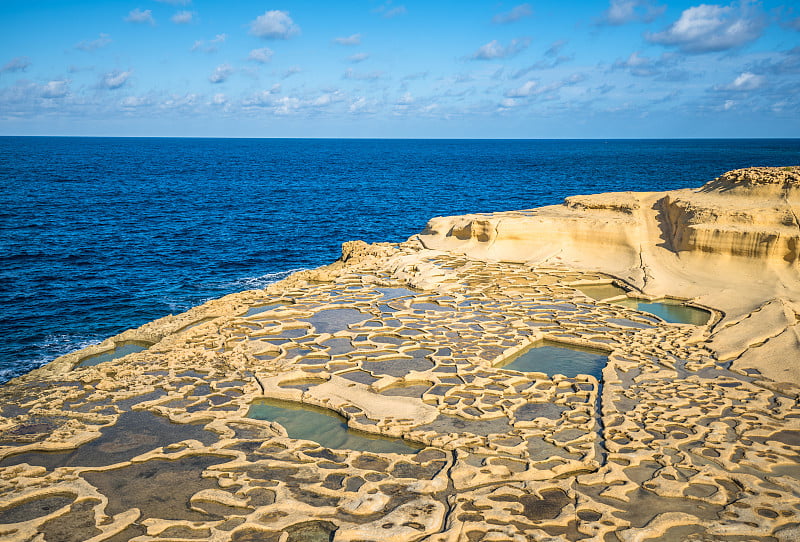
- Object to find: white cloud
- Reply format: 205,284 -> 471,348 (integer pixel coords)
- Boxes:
41,80 -> 69,99
724,99 -> 736,110
646,2 -> 765,53
721,71 -> 765,90
334,34 -> 361,46
242,85 -> 282,107
273,96 -> 301,115
349,96 -> 369,113
506,80 -> 539,97
191,34 -> 226,53
75,34 -> 112,52
155,0 -> 190,4
397,92 -> 413,104
171,11 -> 195,24
471,38 -> 530,60
211,93 -> 227,106
1,57 -> 31,73
492,4 -> 533,24
505,73 -> 585,99
120,95 -> 154,108
249,10 -> 300,40
125,8 -> 155,25
99,70 -> 132,89
209,63 -> 233,84
598,0 -> 665,25
348,52 -> 370,63
248,48 -> 274,64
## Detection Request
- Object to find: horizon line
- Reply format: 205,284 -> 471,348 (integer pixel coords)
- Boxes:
2,135 -> 799,141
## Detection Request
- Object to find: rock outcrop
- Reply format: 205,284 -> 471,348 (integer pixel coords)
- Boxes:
419,166 -> 800,384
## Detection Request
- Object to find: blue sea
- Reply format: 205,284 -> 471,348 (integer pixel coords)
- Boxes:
1,138 -> 799,383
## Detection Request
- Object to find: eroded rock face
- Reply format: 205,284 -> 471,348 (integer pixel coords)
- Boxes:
0,167 -> 798,542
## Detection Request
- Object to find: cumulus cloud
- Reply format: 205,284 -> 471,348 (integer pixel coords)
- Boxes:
120,95 -> 155,108
248,47 -> 273,64
646,2 -> 765,53
506,80 -> 539,97
1,57 -> 31,74
492,4 -> 533,24
504,73 -> 585,99
242,85 -> 282,107
171,11 -> 196,24
75,34 -> 112,52
125,8 -> 155,25
99,70 -> 132,89
719,71 -> 765,90
597,0 -> 665,25
471,38 -> 530,60
209,63 -> 233,83
334,34 -> 361,46
191,34 -> 226,53
348,53 -> 369,63
249,10 -> 300,40
41,80 -> 70,99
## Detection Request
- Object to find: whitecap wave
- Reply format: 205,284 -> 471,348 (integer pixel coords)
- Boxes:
230,268 -> 307,290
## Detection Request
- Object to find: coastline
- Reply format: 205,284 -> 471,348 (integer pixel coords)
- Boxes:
1,167 -> 798,541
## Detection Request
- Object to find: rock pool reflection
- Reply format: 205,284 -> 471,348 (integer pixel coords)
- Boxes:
247,399 -> 422,454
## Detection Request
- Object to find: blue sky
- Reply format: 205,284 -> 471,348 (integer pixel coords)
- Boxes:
1,0 -> 798,137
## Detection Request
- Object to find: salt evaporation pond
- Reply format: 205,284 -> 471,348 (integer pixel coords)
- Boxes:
248,399 -> 422,454
612,298 -> 710,325
497,340 -> 608,379
577,284 -> 710,325
77,341 -> 151,367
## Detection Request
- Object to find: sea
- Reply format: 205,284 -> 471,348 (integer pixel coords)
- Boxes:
2,137 -> 799,383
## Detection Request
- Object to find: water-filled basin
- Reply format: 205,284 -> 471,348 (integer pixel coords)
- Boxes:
497,340 -> 608,379
613,299 -> 710,325
77,341 -> 152,367
247,399 -> 422,454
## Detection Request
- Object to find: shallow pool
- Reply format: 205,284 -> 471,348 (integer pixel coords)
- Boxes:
247,399 -> 422,454
77,341 -> 151,367
613,299 -> 710,325
497,340 -> 608,379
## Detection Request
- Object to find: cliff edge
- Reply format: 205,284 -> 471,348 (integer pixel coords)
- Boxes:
419,166 -> 800,385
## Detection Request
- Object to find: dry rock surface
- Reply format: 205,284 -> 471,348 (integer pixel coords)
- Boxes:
0,166 -> 798,542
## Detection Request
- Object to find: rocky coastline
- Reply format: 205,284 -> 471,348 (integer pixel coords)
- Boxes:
0,166 -> 798,542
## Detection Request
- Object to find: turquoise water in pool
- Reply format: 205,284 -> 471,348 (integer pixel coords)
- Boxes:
247,398 -> 422,454
77,341 -> 151,367
613,298 -> 710,325
497,340 -> 608,379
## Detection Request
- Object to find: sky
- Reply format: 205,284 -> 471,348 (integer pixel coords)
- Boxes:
1,0 -> 798,138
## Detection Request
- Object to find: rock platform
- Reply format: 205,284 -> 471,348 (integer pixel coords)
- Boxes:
0,167 -> 798,541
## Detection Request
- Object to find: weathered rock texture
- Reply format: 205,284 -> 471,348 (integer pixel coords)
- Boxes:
420,166 -> 800,385
0,167 -> 797,542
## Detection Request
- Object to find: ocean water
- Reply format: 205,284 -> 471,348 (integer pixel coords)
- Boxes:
1,137 -> 799,382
